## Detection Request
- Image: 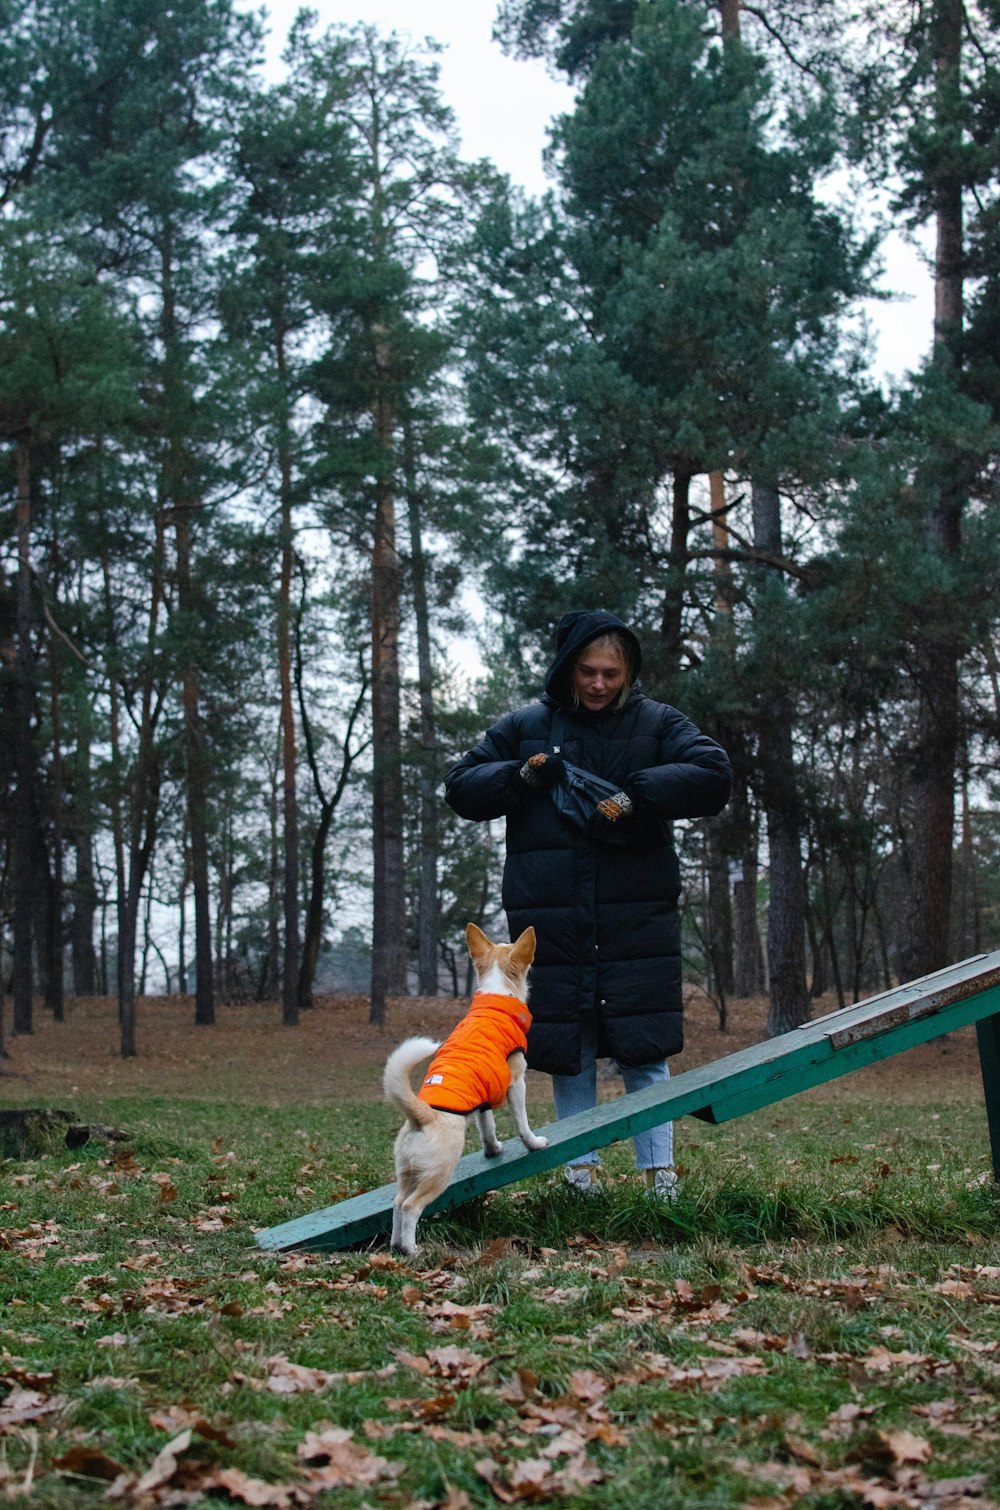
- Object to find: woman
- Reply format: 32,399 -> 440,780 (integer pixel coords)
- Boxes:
444,609 -> 732,1197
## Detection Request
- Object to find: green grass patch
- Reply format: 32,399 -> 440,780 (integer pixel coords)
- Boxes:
1,1097 -> 998,1506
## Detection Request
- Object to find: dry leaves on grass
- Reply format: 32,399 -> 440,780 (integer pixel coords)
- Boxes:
0,1388 -> 66,1431
395,1345 -> 491,1383
297,1425 -> 403,1492
735,1424 -> 999,1510
61,1421 -> 403,1508
225,1352 -> 400,1397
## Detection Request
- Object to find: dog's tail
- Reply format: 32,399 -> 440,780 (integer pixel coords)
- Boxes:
383,1037 -> 441,1129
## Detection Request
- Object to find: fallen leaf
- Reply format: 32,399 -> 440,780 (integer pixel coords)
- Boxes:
475,1238 -> 519,1266
848,1427 -> 932,1472
209,1466 -> 296,1506
863,1347 -> 931,1374
475,1458 -> 515,1504
135,1428 -> 192,1494
784,1433 -> 823,1467
566,1370 -> 606,1403
148,1405 -> 238,1446
298,1429 -> 401,1490
879,1428 -> 932,1466
0,1388 -> 66,1428
424,1346 -> 489,1380
265,1355 -> 333,1394
53,1445 -> 126,1481
395,1350 -> 433,1376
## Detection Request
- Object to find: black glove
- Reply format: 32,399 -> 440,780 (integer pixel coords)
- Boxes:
519,752 -> 567,790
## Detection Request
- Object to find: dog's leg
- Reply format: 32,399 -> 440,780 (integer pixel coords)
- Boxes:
391,1154 -> 416,1252
391,1115 -> 467,1256
475,1108 -> 503,1157
506,1052 -> 548,1151
391,1168 -> 425,1256
395,1201 -> 420,1255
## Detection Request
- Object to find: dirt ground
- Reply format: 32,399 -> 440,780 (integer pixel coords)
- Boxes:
0,987 -> 986,1109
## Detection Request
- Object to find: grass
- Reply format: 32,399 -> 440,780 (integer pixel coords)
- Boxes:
1,1094 -> 999,1507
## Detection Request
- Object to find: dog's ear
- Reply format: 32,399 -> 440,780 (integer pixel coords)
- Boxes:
465,922 -> 491,961
510,926 -> 536,969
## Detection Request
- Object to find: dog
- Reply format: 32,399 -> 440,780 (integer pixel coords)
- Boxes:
383,922 -> 548,1255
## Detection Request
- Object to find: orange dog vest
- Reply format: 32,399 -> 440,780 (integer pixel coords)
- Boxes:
417,992 -> 532,1115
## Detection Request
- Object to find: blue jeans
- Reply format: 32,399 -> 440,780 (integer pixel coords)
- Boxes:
550,1018 -> 673,1170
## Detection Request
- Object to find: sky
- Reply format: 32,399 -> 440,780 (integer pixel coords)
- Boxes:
252,0 -> 574,195
246,0 -> 935,383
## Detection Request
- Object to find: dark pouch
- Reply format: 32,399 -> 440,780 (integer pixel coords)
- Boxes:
550,762 -> 631,846
548,711 -> 631,847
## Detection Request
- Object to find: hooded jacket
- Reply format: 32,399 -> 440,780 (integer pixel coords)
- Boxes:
444,610 -> 732,1076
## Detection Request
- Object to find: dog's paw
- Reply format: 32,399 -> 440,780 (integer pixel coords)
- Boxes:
484,1140 -> 504,1158
524,1135 -> 548,1150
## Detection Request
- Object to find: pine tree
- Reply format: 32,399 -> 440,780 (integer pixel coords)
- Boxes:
850,0 -> 1000,980
223,41 -> 357,1024
43,0 -> 261,1047
296,21 -> 477,1024
470,0 -> 869,1031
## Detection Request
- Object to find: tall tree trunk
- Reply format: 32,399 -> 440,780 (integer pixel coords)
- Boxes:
45,621 -> 64,1019
953,767 -> 980,958
760,705 -> 810,1034
0,909 -> 6,1058
99,900 -> 109,997
895,0 -> 964,985
0,852 -> 8,1056
660,467 -> 692,682
294,574 -> 367,1013
752,482 -> 809,1036
109,512 -> 166,1058
705,819 -> 733,1021
275,326 -> 300,1027
139,876 -> 154,996
174,507 -> 214,1025
733,856 -> 764,997
177,845 -> 188,996
403,420 -> 440,995
70,687 -> 97,995
729,771 -> 764,998
160,223 -> 214,1030
709,470 -> 733,618
369,324 -> 407,1026
264,734 -> 281,1001
299,806 -> 333,1011
12,438 -> 35,1035
704,471 -> 736,1000
815,847 -> 847,1009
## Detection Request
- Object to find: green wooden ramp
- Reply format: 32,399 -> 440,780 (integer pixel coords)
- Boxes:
256,951 -> 1000,1254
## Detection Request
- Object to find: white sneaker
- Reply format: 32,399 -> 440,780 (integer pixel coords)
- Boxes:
564,1164 -> 602,1194
643,1167 -> 679,1203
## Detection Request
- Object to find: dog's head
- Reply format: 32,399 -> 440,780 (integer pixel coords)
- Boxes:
465,923 -> 536,1000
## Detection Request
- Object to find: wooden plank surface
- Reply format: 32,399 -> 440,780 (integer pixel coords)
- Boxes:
256,952 -> 1000,1254
822,956 -> 1000,1049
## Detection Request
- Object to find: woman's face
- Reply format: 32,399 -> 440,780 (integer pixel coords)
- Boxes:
572,645 -> 627,711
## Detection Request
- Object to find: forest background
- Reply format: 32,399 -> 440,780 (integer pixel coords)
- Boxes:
1,0 -> 999,1058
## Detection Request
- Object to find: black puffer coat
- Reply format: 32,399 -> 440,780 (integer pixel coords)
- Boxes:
444,611 -> 732,1076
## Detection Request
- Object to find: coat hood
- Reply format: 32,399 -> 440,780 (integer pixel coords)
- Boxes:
544,609 -> 642,707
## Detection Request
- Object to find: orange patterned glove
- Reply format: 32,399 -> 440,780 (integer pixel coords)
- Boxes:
595,792 -> 634,823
